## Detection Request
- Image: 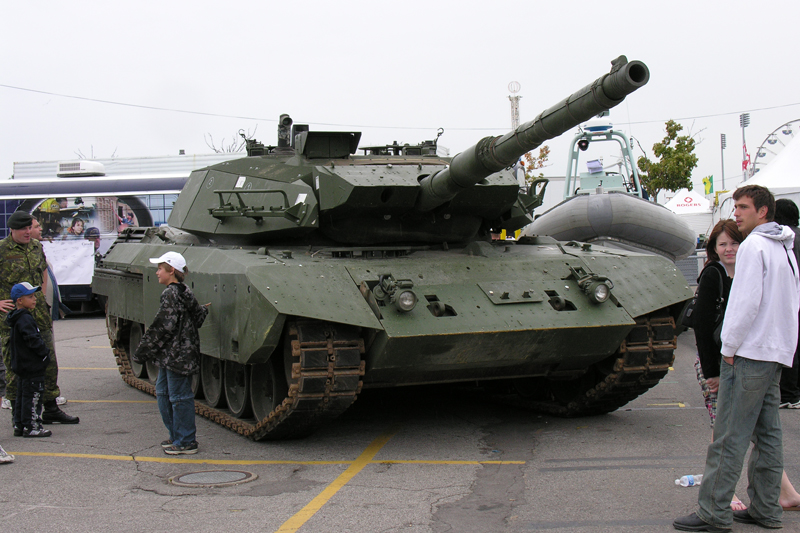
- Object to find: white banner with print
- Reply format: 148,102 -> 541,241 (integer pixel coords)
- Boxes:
41,239 -> 95,285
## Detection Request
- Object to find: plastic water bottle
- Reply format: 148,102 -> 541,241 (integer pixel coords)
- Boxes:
675,475 -> 703,487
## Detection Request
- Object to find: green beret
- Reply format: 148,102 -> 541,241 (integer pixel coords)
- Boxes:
8,211 -> 33,230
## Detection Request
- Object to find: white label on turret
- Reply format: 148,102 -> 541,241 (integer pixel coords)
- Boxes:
295,193 -> 307,205
235,176 -> 247,188
315,176 -> 320,190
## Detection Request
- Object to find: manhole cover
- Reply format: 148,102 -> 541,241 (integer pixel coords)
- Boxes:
169,470 -> 258,488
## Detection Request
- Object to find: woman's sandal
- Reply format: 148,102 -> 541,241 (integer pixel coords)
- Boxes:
730,499 -> 747,512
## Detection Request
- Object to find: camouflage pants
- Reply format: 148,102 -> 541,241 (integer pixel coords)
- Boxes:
1,327 -> 61,404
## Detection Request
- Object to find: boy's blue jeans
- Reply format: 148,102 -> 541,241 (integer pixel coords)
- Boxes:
155,368 -> 196,447
696,356 -> 784,528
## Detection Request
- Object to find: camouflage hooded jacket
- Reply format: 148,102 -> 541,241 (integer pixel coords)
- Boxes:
133,282 -> 208,376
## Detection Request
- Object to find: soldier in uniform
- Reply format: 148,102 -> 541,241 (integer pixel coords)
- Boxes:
0,211 -> 79,426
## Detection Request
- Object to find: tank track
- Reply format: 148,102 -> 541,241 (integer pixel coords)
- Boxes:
498,312 -> 677,417
110,318 -> 366,440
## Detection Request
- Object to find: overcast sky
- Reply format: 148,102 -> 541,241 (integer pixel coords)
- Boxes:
2,1 -> 799,200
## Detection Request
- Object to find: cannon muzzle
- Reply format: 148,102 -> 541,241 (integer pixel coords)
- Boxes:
415,56 -> 649,211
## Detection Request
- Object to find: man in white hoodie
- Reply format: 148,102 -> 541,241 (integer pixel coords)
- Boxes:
675,185 -> 800,532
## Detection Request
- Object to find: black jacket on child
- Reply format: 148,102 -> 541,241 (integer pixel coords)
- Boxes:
6,307 -> 50,378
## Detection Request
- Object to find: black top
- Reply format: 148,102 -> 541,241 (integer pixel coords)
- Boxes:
694,261 -> 732,379
789,226 -> 800,267
5,307 -> 50,379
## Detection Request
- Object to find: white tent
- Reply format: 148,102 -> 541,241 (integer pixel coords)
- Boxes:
717,134 -> 800,219
665,189 -> 714,239
665,189 -> 711,214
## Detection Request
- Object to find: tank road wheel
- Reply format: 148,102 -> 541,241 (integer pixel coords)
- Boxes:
146,359 -> 159,385
191,372 -> 203,399
201,354 -> 227,408
245,319 -> 366,441
224,361 -> 252,418
128,322 -> 146,379
249,356 -> 289,422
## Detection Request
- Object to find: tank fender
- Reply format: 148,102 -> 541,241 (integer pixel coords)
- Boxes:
584,253 -> 693,318
246,264 -> 384,330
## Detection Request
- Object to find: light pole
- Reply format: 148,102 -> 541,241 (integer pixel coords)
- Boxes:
720,133 -> 726,190
740,113 -> 750,179
508,81 -> 521,130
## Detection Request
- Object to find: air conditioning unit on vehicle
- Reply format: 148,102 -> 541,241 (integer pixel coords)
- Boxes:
57,160 -> 106,177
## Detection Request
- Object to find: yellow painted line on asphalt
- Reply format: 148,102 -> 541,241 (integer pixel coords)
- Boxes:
67,400 -> 157,403
10,452 -> 346,465
59,367 -> 119,370
276,427 -> 400,533
376,460 -> 525,465
7,450 -> 527,468
647,402 -> 686,408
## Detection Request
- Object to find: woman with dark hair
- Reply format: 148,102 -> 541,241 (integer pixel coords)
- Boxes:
693,219 -> 745,510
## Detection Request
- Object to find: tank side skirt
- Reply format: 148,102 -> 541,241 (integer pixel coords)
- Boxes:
109,317 -> 365,440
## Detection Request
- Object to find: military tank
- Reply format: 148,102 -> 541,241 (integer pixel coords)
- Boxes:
94,56 -> 693,440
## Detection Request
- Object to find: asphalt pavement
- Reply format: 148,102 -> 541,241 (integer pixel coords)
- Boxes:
1,316 -> 799,532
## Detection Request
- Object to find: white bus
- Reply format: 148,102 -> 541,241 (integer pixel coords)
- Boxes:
1,153 -> 245,312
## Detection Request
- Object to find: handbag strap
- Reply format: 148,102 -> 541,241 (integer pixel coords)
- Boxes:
699,263 -> 726,309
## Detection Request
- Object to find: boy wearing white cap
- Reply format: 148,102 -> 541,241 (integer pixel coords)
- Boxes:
133,252 -> 209,455
6,282 -> 52,438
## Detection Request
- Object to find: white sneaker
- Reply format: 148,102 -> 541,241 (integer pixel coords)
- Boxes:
0,397 -> 11,409
55,396 -> 67,406
0,444 -> 14,463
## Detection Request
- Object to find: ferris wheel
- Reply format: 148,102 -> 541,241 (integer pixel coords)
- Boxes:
750,118 -> 799,176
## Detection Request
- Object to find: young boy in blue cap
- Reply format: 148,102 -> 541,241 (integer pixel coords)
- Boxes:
6,282 -> 52,438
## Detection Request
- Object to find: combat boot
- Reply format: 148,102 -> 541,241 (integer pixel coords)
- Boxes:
41,400 -> 79,424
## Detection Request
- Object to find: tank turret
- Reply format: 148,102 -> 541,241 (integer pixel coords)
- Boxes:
167,56 -> 648,246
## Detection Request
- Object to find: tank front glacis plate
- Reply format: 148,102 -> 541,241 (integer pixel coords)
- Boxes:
342,246 -> 635,385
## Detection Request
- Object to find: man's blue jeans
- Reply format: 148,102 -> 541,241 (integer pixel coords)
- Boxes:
155,368 -> 196,447
697,356 -> 784,528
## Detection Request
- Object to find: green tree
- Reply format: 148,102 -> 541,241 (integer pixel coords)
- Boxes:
637,120 -> 698,203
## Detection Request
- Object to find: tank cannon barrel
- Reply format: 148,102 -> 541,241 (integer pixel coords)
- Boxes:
415,56 -> 649,211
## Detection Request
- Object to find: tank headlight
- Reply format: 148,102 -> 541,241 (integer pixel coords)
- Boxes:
587,282 -> 610,304
393,289 -> 418,312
